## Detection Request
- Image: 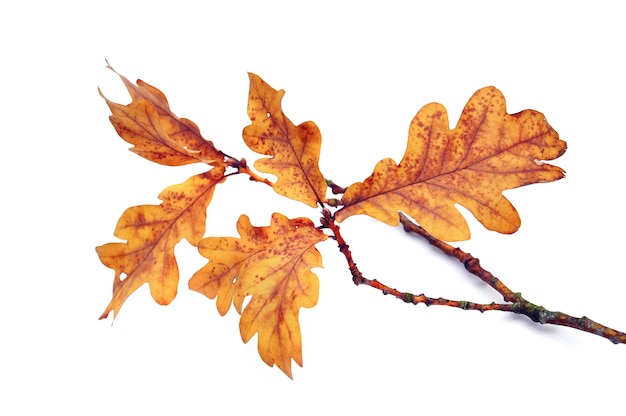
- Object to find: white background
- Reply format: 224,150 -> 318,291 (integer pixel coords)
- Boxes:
2,1 -> 624,414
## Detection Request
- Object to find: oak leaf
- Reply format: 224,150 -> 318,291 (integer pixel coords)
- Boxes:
97,167 -> 226,319
100,63 -> 224,166
189,213 -> 328,378
336,86 -> 567,241
242,73 -> 327,208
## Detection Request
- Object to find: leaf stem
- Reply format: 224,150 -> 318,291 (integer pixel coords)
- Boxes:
225,156 -> 274,187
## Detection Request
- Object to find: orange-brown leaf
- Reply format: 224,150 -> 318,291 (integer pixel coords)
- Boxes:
189,213 -> 328,378
100,63 -> 224,166
242,73 -> 327,208
97,167 -> 226,319
336,86 -> 567,241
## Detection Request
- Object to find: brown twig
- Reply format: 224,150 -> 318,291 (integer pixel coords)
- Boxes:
322,209 -> 626,344
398,212 -> 519,303
397,212 -> 626,344
321,210 -> 513,312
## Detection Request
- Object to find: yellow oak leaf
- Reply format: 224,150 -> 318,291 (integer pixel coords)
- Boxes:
242,73 -> 327,208
100,63 -> 225,166
336,86 -> 567,241
97,167 -> 226,319
189,213 -> 328,378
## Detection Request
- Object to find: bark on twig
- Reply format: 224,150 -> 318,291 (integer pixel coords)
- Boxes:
321,209 -> 626,344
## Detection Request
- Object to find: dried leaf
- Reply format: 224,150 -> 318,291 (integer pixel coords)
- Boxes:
97,167 -> 226,319
100,63 -> 224,166
242,73 -> 327,208
189,213 -> 328,378
336,86 -> 566,241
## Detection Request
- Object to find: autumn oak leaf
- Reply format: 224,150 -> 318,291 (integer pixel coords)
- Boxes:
100,63 -> 225,166
97,167 -> 226,319
242,73 -> 327,208
336,86 -> 567,241
189,213 -> 328,378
